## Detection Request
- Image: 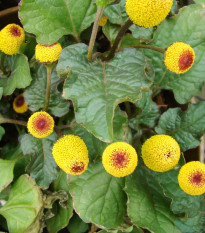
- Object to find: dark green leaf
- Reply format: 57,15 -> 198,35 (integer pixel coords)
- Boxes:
130,25 -> 154,41
68,161 -> 127,229
0,126 -> 5,141
156,102 -> 205,152
125,165 -> 181,233
20,133 -> 58,189
58,43 -> 153,142
103,21 -> 120,45
119,34 -> 140,49
0,54 -> 32,95
24,64 -> 70,117
67,213 -> 90,233
0,175 -> 43,233
144,4 -> 205,104
19,0 -> 97,44
0,87 -> 3,100
46,171 -> 73,233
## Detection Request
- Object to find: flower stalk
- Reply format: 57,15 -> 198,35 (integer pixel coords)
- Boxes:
44,65 -> 53,111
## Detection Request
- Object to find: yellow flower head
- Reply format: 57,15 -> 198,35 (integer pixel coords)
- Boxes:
99,16 -> 108,26
125,0 -> 173,28
13,93 -> 28,114
178,161 -> 205,195
0,24 -> 25,55
141,135 -> 180,172
164,42 -> 195,74
102,142 -> 138,177
27,111 -> 54,138
52,135 -> 89,175
35,43 -> 62,64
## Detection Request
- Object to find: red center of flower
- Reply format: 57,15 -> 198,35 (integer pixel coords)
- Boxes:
112,151 -> 129,168
10,26 -> 21,37
191,172 -> 204,185
71,162 -> 85,173
15,96 -> 24,107
178,50 -> 194,71
35,118 -> 48,130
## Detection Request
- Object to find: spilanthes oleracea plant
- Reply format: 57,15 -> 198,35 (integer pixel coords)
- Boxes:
52,135 -> 89,175
164,42 -> 195,73
1,0 -> 205,232
13,93 -> 28,114
0,24 -> 25,55
102,142 -> 138,177
27,111 -> 54,138
141,135 -> 180,172
178,161 -> 205,195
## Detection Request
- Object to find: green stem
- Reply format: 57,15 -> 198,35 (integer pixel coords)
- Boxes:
88,7 -> 104,62
0,117 -> 27,127
102,19 -> 133,61
125,102 -> 131,118
0,53 -> 6,75
134,44 -> 165,54
44,65 -> 53,112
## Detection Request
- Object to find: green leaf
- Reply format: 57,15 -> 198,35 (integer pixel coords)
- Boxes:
0,54 -> 32,95
103,21 -> 120,45
150,162 -> 205,233
119,34 -> 140,49
144,4 -> 205,104
0,159 -> 16,192
19,0 -> 97,44
156,102 -> 205,152
194,0 -> 205,3
129,92 -> 159,130
0,87 -> 3,100
68,161 -> 127,229
58,43 -> 153,142
46,171 -> 73,233
104,0 -> 128,26
96,0 -> 115,7
125,165 -> 182,233
24,64 -> 70,117
0,175 -> 43,233
0,126 -> 5,141
130,25 -> 154,41
20,133 -> 58,189
67,213 -> 90,233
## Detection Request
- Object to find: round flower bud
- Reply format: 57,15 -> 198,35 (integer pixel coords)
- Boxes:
178,161 -> 205,195
102,142 -> 138,177
99,16 -> 108,27
52,135 -> 89,175
0,24 -> 25,55
13,93 -> 28,114
125,0 -> 173,28
35,43 -> 62,64
141,135 -> 180,172
164,42 -> 195,74
27,111 -> 54,138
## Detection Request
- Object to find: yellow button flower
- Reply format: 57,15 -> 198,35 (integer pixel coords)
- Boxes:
99,16 -> 108,26
102,142 -> 138,177
142,135 -> 180,172
13,93 -> 28,114
35,43 -> 62,64
27,111 -> 54,138
164,42 -> 195,74
0,24 -> 25,55
52,135 -> 89,175
125,0 -> 173,28
178,161 -> 205,195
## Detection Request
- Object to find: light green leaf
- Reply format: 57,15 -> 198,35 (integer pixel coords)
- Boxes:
68,161 -> 127,229
151,160 -> 205,233
0,54 -> 32,95
96,0 -> 115,7
20,133 -> 58,189
0,126 -> 5,141
58,43 -> 153,142
46,171 -> 73,233
0,159 -> 16,192
104,0 -> 128,26
125,165 -> 181,233
194,0 -> 205,3
0,87 -> 3,100
156,102 -> 205,152
19,0 -> 97,44
67,213 -> 90,233
0,175 -> 43,233
144,4 -> 205,104
24,64 -> 70,117
129,92 -> 159,130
